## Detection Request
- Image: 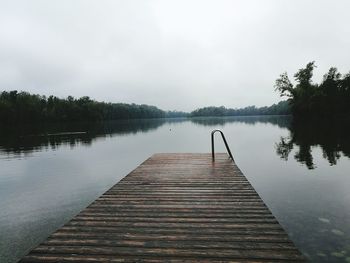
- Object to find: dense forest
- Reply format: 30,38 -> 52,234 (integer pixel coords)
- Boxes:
190,101 -> 290,117
0,91 -> 187,124
0,90 -> 291,124
275,62 -> 350,118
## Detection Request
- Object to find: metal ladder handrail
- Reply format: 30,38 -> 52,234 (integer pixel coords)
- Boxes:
211,129 -> 234,162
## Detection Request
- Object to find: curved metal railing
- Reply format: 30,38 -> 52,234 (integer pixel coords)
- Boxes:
211,129 -> 234,162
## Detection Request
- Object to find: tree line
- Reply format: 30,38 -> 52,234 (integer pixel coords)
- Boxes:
190,101 -> 290,117
275,61 -> 350,118
0,90 -> 292,124
0,91 -> 187,124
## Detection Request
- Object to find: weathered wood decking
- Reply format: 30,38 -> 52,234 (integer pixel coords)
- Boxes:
21,153 -> 305,262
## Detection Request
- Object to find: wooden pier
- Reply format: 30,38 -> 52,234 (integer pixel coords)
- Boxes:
21,153 -> 305,262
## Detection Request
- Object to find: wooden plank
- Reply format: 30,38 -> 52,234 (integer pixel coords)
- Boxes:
20,153 -> 305,262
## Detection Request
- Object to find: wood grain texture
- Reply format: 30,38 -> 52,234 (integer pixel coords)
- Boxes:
20,153 -> 305,262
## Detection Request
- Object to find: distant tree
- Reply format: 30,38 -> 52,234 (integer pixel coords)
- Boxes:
190,101 -> 290,117
165,111 -> 189,118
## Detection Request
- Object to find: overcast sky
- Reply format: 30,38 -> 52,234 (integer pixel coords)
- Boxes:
1,0 -> 349,111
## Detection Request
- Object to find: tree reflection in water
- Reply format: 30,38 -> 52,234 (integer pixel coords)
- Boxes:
0,119 -> 170,157
2,116 -> 350,169
276,119 -> 350,169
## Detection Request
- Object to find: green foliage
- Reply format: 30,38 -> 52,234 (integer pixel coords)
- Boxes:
0,91 -> 166,124
275,62 -> 350,117
190,101 -> 290,117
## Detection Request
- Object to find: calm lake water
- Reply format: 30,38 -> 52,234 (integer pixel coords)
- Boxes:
1,116 -> 350,262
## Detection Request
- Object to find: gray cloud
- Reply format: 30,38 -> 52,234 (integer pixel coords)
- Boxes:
0,0 -> 349,111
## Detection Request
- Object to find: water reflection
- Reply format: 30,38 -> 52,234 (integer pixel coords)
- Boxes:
1,115 -> 350,262
1,116 -> 289,157
275,119 -> 350,169
2,116 -> 350,170
190,115 -> 290,128
0,119 -> 170,157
